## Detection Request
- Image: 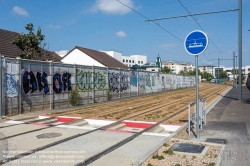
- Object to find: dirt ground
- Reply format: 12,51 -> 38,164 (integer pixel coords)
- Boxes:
142,138 -> 221,166
50,83 -> 230,123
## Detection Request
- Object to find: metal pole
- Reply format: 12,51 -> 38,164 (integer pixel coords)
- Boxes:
238,0 -> 242,100
233,52 -> 235,86
195,55 -> 200,139
0,54 -> 2,119
217,58 -> 220,84
236,56 -> 238,88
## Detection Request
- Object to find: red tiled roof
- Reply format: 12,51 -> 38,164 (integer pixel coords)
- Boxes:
0,28 -> 62,62
62,46 -> 129,69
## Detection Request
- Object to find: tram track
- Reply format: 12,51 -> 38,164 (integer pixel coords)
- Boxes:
0,85 -> 229,164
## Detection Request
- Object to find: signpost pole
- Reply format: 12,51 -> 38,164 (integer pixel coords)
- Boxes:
195,55 -> 200,139
217,58 -> 220,84
184,30 -> 208,139
233,52 -> 235,87
238,0 -> 242,100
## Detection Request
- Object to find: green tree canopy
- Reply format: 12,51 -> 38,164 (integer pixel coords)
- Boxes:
160,66 -> 171,74
248,72 -> 250,78
188,69 -> 201,76
200,72 -> 214,81
219,71 -> 228,78
12,23 -> 47,60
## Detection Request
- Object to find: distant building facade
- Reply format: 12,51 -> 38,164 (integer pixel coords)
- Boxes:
101,51 -> 147,67
214,66 -> 250,80
162,60 -> 194,74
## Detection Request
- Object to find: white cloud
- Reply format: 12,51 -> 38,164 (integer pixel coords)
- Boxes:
116,31 -> 127,38
46,25 -> 61,29
92,0 -> 134,15
13,6 -> 29,17
158,43 -> 177,49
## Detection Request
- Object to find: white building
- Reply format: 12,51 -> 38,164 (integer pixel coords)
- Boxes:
198,65 -> 216,75
101,51 -> 147,67
162,60 -> 194,74
61,46 -> 129,69
214,66 -> 250,80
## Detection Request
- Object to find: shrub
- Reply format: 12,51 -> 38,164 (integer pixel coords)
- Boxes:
163,149 -> 174,155
106,89 -> 111,100
69,88 -> 79,106
147,163 -> 153,166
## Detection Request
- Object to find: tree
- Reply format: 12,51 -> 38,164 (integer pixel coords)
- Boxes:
160,66 -> 171,74
179,69 -> 189,75
12,23 -> 47,60
188,69 -> 201,76
219,71 -> 228,78
200,72 -> 214,81
248,72 -> 250,78
236,73 -> 246,84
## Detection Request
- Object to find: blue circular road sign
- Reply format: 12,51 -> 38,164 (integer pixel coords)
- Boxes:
184,30 -> 208,56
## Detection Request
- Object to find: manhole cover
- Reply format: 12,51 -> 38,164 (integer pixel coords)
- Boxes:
205,138 -> 227,144
37,133 -> 62,139
170,143 -> 205,153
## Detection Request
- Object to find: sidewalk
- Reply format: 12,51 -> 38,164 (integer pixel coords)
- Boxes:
192,86 -> 250,166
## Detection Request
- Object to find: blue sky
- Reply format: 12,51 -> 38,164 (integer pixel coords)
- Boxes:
1,0 -> 250,67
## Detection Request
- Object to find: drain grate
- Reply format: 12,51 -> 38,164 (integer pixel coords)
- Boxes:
170,143 -> 205,153
37,133 -> 62,139
205,138 -> 227,144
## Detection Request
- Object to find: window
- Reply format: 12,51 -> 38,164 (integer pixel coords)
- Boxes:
126,60 -> 128,62
129,64 -> 131,67
138,61 -> 140,64
132,60 -> 134,63
123,59 -> 125,62
141,61 -> 143,64
129,60 -> 131,63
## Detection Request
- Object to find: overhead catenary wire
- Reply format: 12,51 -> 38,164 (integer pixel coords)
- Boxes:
116,0 -> 183,42
177,0 -> 224,58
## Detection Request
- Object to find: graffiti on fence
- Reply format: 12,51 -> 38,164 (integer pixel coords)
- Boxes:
53,72 -> 72,94
162,76 -> 165,88
108,72 -> 128,93
138,74 -> 145,88
166,76 -> 172,85
76,70 -> 106,90
22,69 -> 71,95
5,73 -> 18,97
130,71 -> 137,86
152,74 -> 156,87
145,73 -> 151,87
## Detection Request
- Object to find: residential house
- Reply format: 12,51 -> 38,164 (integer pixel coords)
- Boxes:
61,46 -> 129,69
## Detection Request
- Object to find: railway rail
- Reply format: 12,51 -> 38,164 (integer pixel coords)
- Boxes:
0,84 -> 229,165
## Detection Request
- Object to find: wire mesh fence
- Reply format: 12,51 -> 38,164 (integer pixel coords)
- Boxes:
2,57 -> 195,116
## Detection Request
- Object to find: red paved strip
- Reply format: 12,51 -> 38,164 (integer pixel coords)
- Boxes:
123,122 -> 154,129
56,116 -> 80,123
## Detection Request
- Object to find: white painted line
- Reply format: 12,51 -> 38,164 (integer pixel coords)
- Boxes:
39,115 -> 51,119
142,132 -> 171,137
5,120 -> 25,124
56,125 -> 96,130
160,124 -> 181,132
84,119 -> 116,126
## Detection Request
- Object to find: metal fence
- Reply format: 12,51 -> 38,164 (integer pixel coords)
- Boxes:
2,57 -> 195,116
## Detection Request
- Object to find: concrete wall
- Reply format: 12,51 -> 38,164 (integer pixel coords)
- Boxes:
2,58 -> 195,116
